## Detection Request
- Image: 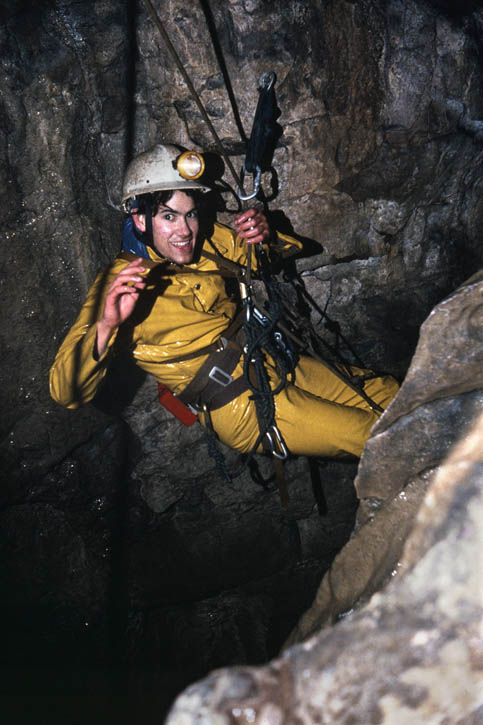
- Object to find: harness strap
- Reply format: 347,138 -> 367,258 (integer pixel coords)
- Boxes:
177,342 -> 248,412
200,248 -> 250,279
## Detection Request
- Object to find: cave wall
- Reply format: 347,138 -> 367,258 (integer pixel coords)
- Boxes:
1,0 -> 483,720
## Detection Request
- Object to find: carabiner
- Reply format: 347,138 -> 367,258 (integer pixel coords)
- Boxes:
237,163 -> 261,201
264,425 -> 289,460
258,71 -> 275,92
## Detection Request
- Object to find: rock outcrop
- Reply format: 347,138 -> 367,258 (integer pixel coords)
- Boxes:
286,269 -> 483,644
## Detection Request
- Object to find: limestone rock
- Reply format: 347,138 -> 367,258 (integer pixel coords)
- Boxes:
165,409 -> 483,724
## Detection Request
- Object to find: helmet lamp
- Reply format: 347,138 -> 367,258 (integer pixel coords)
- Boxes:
176,151 -> 205,180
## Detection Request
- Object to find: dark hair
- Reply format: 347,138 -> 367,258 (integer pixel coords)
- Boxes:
135,189 -> 204,216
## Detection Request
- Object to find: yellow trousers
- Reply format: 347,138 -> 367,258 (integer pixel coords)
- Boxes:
204,355 -> 399,458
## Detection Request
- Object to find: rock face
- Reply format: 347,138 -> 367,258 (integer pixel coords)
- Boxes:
286,270 -> 483,644
165,275 -> 483,723
1,0 -> 483,719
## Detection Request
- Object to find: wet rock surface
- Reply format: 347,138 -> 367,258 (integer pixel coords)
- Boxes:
1,0 -> 483,722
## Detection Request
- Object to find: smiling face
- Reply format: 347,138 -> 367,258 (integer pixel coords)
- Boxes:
134,190 -> 200,264
152,190 -> 200,264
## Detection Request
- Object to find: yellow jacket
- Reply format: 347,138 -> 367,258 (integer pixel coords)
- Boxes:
49,222 -> 301,410
50,222 -> 399,458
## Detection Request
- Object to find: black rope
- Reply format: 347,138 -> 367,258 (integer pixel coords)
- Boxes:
203,428 -> 233,483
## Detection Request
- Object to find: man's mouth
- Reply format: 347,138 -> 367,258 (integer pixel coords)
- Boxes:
170,239 -> 192,248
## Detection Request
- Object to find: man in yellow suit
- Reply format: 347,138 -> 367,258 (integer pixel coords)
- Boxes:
50,144 -> 398,459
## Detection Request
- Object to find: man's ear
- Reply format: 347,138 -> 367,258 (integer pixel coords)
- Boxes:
132,213 -> 146,233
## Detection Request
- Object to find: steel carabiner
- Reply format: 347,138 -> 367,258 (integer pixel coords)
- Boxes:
264,424 -> 289,460
237,163 -> 262,201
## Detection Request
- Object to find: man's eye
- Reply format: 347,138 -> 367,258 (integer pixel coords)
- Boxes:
188,210 -> 198,218
163,213 -> 174,221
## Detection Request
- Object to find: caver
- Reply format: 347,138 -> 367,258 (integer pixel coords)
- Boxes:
50,143 -> 399,481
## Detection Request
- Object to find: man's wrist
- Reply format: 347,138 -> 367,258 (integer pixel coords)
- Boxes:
95,319 -> 117,360
97,318 -> 117,337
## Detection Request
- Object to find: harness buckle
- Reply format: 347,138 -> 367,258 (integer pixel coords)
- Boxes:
208,366 -> 233,387
216,336 -> 228,352
265,425 -> 289,460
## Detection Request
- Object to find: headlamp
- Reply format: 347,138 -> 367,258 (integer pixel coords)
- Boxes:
176,151 -> 205,181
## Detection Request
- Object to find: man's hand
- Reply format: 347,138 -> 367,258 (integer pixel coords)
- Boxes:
234,207 -> 270,245
96,257 -> 147,358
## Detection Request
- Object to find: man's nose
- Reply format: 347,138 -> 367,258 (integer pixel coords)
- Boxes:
177,216 -> 191,235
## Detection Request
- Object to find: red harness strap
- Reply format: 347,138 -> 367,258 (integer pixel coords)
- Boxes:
157,384 -> 199,426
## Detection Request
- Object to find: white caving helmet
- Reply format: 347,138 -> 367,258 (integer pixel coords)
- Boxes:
121,143 -> 211,212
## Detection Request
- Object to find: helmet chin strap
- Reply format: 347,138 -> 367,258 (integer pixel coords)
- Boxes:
144,203 -> 154,249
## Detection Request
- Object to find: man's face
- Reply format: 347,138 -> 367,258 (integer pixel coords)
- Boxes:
150,190 -> 200,264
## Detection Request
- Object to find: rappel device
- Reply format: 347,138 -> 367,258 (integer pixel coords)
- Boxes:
238,71 -> 277,201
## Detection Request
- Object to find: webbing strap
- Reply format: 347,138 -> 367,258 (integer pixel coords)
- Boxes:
177,344 -> 246,411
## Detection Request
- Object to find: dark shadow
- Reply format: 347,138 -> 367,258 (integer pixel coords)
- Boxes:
92,353 -> 148,416
247,456 -> 275,490
200,151 -> 228,191
307,458 -> 328,516
426,0 -> 482,19
266,208 -> 324,260
104,420 -> 132,711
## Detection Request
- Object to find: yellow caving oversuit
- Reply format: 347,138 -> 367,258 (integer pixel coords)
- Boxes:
50,223 -> 399,458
